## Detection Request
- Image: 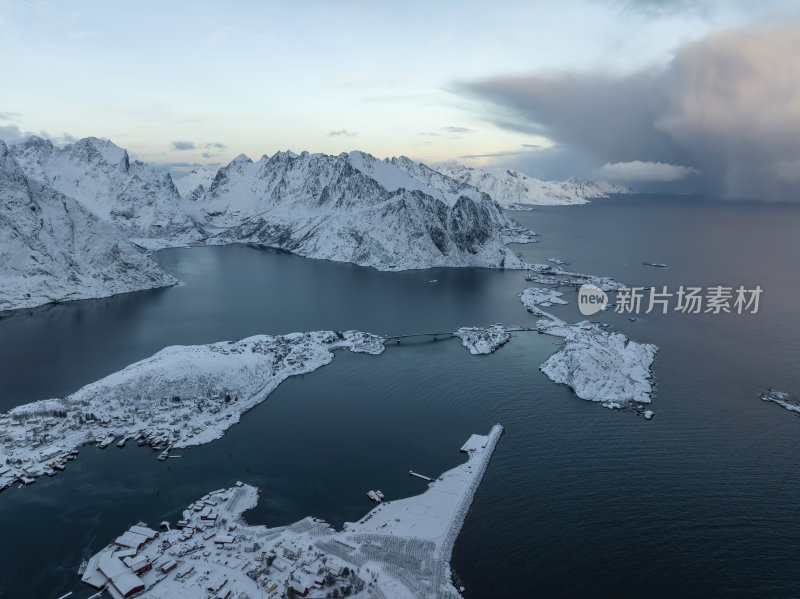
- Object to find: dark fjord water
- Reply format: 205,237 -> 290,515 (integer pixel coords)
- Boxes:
1,194 -> 799,598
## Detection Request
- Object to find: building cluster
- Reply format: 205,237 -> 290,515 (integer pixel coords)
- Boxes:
0,389 -> 242,492
82,483 -> 367,598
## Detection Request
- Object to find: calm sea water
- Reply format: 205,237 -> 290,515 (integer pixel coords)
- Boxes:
1,194 -> 799,598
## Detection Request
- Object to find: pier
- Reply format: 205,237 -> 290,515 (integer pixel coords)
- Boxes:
409,470 -> 433,481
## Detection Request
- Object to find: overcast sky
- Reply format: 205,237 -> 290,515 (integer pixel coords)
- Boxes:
1,0 -> 799,197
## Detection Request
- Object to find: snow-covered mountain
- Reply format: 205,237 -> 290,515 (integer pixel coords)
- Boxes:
172,166 -> 219,203
9,136 -> 204,240
436,162 -> 632,208
196,150 -> 524,270
0,141 -> 176,311
0,135 -> 547,310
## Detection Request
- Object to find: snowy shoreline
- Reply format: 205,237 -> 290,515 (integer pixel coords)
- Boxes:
0,331 -> 385,492
80,425 -> 504,599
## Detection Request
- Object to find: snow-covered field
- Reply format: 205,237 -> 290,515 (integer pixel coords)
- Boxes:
0,331 -> 384,491
81,425 -> 503,599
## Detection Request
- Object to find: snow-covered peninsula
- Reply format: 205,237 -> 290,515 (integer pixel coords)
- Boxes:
81,425 -> 503,599
0,135 -> 547,311
519,287 -> 658,410
0,331 -> 384,491
436,162 -> 632,208
203,150 -> 525,271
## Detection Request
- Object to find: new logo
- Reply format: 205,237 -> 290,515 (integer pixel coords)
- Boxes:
578,284 -> 608,315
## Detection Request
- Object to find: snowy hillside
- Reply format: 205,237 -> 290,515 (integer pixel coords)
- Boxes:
199,150 -> 525,270
437,162 -> 632,208
172,165 -> 218,202
0,135 -> 549,310
0,141 -> 176,311
9,136 -> 204,240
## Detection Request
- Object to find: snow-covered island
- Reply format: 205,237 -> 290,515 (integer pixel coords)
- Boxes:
454,326 -> 512,355
518,287 -> 569,313
760,390 -> 800,414
519,287 -> 659,411
81,425 -> 503,599
0,331 -> 384,492
522,263 -> 622,292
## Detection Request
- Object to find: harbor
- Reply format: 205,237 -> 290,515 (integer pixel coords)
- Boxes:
79,426 -> 504,598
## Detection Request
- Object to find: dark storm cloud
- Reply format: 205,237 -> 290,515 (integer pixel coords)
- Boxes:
457,22 -> 800,200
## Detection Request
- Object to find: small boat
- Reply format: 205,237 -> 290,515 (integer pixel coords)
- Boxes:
97,435 -> 115,449
116,436 -> 128,448
366,490 -> 381,502
375,490 -> 385,501
524,273 -> 534,281
157,449 -> 170,461
78,559 -> 88,576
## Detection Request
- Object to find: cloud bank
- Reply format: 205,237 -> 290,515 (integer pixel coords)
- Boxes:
458,22 -> 800,200
597,160 -> 700,181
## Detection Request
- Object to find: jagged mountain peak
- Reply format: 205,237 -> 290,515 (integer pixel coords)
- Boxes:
0,149 -> 176,311
65,136 -> 128,168
230,153 -> 253,165
8,136 -> 203,239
